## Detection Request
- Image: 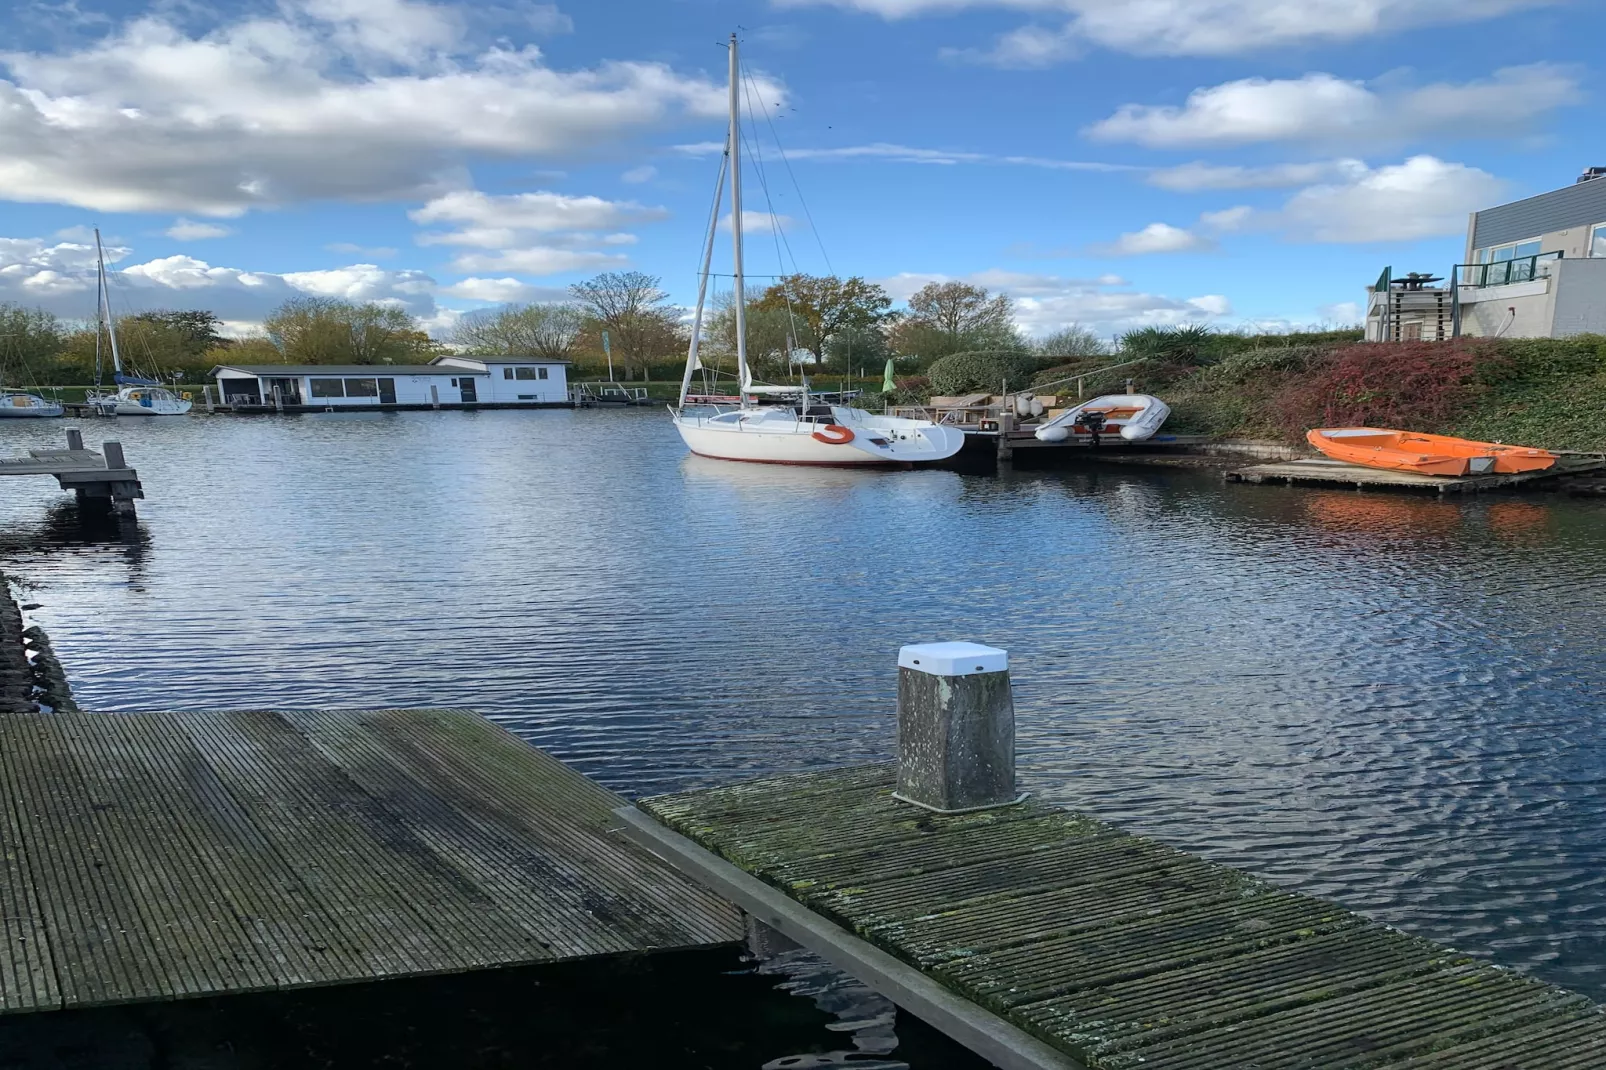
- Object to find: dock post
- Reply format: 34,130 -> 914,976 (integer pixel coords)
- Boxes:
66,429 -> 84,452
431,384 -> 440,410
272,386 -> 284,413
996,411 -> 1015,465
204,385 -> 215,414
893,642 -> 1022,813
102,441 -> 126,469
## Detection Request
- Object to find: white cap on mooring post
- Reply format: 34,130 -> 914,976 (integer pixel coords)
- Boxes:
893,641 -> 1025,814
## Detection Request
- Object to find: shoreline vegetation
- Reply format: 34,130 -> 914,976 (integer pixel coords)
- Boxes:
7,270 -> 1604,452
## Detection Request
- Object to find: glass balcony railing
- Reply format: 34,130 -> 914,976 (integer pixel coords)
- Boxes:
1459,252 -> 1561,287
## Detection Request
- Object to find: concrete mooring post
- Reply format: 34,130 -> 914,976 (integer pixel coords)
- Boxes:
893,642 -> 1024,813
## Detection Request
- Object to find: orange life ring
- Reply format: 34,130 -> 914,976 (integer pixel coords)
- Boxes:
812,424 -> 855,445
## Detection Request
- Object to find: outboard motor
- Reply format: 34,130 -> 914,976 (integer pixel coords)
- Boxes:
1081,409 -> 1107,447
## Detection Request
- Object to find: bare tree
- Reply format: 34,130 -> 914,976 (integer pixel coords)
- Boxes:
452,303 -> 583,360
1035,324 -> 1108,360
569,271 -> 676,375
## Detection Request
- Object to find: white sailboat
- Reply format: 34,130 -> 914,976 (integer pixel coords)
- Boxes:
0,392 -> 63,419
86,228 -> 192,417
668,35 -> 964,468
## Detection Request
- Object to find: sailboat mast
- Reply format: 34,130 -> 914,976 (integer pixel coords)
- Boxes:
727,32 -> 750,396
95,228 -> 124,376
679,138 -> 728,408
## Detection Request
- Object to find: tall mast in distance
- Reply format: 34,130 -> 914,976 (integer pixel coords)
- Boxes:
727,32 -> 750,396
95,228 -> 124,377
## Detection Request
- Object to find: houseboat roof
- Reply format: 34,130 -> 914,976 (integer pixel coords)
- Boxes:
211,364 -> 471,377
432,355 -> 574,366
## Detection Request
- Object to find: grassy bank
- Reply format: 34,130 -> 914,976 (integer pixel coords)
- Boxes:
1051,336 -> 1606,452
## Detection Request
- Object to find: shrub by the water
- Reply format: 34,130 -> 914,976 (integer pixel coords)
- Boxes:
926,349 -> 1038,395
1274,340 -> 1502,439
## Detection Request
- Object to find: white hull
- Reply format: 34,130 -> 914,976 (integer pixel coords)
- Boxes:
673,406 -> 965,466
1035,393 -> 1170,443
91,388 -> 192,416
0,394 -> 63,418
113,399 -> 192,416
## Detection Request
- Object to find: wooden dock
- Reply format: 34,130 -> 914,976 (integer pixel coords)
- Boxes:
1227,455 -> 1606,494
0,430 -> 143,514
631,764 -> 1605,1070
0,708 -> 741,1015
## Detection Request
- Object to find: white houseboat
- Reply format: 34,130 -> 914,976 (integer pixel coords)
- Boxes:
211,357 -> 570,410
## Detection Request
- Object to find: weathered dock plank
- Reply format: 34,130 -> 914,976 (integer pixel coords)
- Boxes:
639,764 -> 1605,1069
1227,454 -> 1606,494
0,709 -> 741,1015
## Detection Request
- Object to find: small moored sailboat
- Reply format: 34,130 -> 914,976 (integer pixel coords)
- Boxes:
0,392 -> 63,419
1307,428 -> 1558,477
84,228 -> 193,417
1034,394 -> 1170,443
667,34 -> 963,468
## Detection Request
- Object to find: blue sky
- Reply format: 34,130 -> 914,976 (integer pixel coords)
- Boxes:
0,0 -> 1596,338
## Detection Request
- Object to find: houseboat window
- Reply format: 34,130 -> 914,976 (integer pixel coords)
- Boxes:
309,378 -> 345,398
515,367 -> 538,380
344,378 -> 379,397
503,368 -> 514,379
1591,223 -> 1606,258
538,368 -> 548,379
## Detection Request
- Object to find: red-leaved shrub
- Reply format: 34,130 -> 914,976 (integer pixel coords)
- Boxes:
1275,340 -> 1505,437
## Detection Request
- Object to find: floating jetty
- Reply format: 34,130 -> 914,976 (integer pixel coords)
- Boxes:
0,430 -> 143,515
624,643 -> 1606,1070
0,707 -> 740,1014
1228,454 -> 1606,494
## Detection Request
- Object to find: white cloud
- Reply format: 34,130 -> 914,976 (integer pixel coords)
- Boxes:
0,0 -> 778,216
164,219 -> 233,240
1278,155 -> 1505,242
621,165 -> 656,183
326,242 -> 399,257
1091,222 -> 1213,256
0,235 -> 449,322
719,210 -> 794,234
440,276 -> 570,303
444,248 -> 627,274
782,0 -> 1555,59
1148,159 -> 1368,191
408,188 -> 664,276
1199,206 -> 1254,232
1319,301 -> 1363,323
673,140 -> 1136,173
1089,65 -> 1578,147
877,269 -> 1230,335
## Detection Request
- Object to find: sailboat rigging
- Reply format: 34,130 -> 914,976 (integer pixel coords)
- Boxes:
87,228 -> 193,417
667,34 -> 963,467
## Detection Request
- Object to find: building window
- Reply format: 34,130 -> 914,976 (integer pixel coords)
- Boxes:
1591,223 -> 1606,258
309,378 -> 345,398
515,366 -> 538,380
344,378 -> 379,397
503,368 -> 514,379
538,368 -> 548,380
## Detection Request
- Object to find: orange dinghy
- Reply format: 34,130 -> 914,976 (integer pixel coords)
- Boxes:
1307,428 -> 1558,477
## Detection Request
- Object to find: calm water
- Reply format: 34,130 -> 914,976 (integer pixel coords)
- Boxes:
3,408 -> 1606,1028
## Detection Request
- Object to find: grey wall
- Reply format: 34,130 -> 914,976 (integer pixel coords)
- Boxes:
1472,177 -> 1606,249
1551,258 -> 1606,336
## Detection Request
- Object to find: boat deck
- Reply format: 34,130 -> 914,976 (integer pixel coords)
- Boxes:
1227,455 -> 1606,493
635,764 -> 1606,1070
0,708 -> 741,1015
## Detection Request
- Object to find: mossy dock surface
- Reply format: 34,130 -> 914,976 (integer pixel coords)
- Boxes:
640,764 -> 1605,1069
0,708 -> 741,1014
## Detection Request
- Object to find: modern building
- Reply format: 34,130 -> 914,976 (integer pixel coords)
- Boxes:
1455,167 -> 1606,338
211,357 -> 572,410
429,356 -> 570,404
1364,271 -> 1452,342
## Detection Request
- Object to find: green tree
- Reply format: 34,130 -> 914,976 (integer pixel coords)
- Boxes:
0,304 -> 66,368
451,302 -> 584,360
823,323 -> 889,374
752,274 -> 893,365
890,281 -> 1021,360
126,310 -> 229,358
263,298 -> 433,364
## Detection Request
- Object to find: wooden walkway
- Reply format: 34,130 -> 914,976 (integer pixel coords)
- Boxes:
639,765 -> 1606,1070
0,708 -> 741,1014
1227,455 -> 1606,494
0,431 -> 143,513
